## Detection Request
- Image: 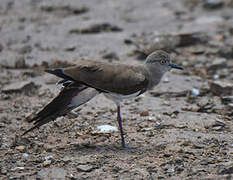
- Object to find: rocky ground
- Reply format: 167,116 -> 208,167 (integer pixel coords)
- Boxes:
0,0 -> 233,179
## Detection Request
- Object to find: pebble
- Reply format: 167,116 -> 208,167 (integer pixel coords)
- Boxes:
210,80 -> 233,96
15,145 -> 25,150
102,52 -> 119,61
15,57 -> 28,68
42,155 -> 55,167
203,0 -> 224,10
11,167 -> 24,171
182,105 -> 200,112
191,88 -> 200,96
139,110 -> 149,116
77,164 -> 94,172
207,58 -> 227,71
2,81 -> 38,94
42,160 -> 52,167
97,125 -> 117,133
163,77 -> 169,83
22,153 -> 29,158
69,23 -> 122,34
213,74 -> 219,79
45,155 -> 54,161
221,96 -> 233,104
155,121 -> 161,126
64,45 -> 76,51
165,167 -> 175,173
218,165 -> 233,174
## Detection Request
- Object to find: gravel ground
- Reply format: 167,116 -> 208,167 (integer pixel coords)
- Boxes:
0,0 -> 233,179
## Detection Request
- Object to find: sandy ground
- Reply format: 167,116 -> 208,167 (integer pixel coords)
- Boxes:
0,0 -> 233,179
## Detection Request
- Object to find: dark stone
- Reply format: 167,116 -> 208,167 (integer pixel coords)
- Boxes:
203,0 -> 224,10
70,23 -> 122,34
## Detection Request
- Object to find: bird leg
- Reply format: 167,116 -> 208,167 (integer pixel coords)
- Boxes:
117,105 -> 127,148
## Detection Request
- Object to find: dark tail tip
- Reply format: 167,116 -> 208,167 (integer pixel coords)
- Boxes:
45,69 -> 72,80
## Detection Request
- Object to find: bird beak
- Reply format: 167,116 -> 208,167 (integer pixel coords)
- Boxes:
169,63 -> 184,70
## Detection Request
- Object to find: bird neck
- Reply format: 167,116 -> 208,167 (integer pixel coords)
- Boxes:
145,64 -> 164,89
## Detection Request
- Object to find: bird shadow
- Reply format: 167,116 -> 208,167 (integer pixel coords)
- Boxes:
62,142 -> 144,155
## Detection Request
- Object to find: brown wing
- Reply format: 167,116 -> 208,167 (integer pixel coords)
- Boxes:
63,60 -> 149,95
22,82 -> 96,136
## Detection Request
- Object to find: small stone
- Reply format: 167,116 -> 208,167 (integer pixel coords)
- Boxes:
15,57 -> 28,69
15,145 -> 25,150
175,158 -> 183,164
69,23 -> 122,34
76,164 -> 94,172
209,80 -> 233,96
131,32 -> 208,56
42,160 -> 52,167
218,165 -> 233,174
141,127 -> 153,132
212,126 -> 223,130
165,167 -> 175,173
139,110 -> 149,116
40,4 -> 88,16
221,96 -> 233,104
163,153 -> 172,157
102,52 -> 119,61
64,45 -> 76,51
11,167 -> 24,171
207,58 -> 227,72
2,81 -> 38,94
191,88 -> 199,96
161,101 -> 170,106
22,153 -> 29,158
210,119 -> 226,131
181,105 -> 200,112
163,77 -> 169,83
218,46 -> 233,58
176,166 -> 184,172
97,125 -> 117,133
203,0 -> 224,10
42,155 -> 54,167
1,168 -> 7,174
217,68 -> 229,78
214,119 -> 226,126
213,74 -> 219,79
44,155 -> 54,162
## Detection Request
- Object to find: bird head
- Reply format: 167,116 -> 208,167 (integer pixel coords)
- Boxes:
145,50 -> 183,73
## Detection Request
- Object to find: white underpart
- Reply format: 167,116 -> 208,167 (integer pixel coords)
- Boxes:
104,91 -> 141,105
68,88 -> 99,107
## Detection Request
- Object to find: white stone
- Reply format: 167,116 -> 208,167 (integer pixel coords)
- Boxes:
97,125 -> 118,133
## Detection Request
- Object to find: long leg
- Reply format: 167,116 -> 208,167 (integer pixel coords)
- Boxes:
117,105 -> 127,148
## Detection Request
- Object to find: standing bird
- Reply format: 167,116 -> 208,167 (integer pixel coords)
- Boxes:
22,50 -> 183,148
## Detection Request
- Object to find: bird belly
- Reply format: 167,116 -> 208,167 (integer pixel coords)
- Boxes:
69,88 -> 99,107
104,91 -> 141,104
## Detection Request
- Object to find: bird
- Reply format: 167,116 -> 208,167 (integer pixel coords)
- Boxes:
22,50 -> 183,148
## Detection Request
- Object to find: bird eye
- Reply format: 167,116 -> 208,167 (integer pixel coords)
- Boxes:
160,60 -> 166,65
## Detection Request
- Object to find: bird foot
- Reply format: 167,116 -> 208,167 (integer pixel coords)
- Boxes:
121,143 -> 134,150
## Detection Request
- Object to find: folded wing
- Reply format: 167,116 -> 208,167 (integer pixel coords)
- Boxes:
62,60 -> 150,95
22,82 -> 98,135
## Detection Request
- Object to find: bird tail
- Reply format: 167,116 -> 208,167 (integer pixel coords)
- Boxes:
22,82 -> 98,136
45,69 -> 73,81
